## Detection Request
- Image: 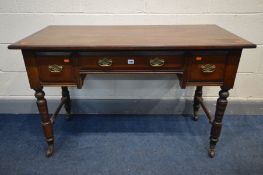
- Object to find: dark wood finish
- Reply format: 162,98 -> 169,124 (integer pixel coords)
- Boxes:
193,86 -> 203,121
196,96 -> 213,124
78,54 -> 185,72
222,50 -> 242,89
8,25 -> 256,50
209,87 -> 230,158
36,55 -> 76,83
50,97 -> 67,124
34,87 -> 54,157
62,86 -> 71,119
22,51 -> 41,89
8,25 -> 256,158
188,52 -> 227,82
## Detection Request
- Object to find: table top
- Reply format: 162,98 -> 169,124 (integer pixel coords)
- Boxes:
8,25 -> 256,50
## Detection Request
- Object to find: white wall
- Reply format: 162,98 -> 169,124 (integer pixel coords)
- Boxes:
0,0 -> 263,101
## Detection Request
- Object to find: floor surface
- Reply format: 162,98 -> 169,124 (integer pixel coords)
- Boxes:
0,114 -> 262,175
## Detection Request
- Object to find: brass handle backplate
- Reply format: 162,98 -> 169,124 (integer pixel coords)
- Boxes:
200,64 -> 216,73
150,57 -> 165,67
98,58 -> 112,67
48,64 -> 63,73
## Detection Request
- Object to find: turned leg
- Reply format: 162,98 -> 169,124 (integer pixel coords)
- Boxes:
208,87 -> 229,158
34,88 -> 54,157
193,86 -> 203,121
62,86 -> 71,119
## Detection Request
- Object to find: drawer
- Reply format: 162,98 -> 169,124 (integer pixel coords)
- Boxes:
36,53 -> 76,83
188,52 -> 227,82
78,52 -> 185,72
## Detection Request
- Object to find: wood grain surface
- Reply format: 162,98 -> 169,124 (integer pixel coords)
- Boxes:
8,25 -> 256,50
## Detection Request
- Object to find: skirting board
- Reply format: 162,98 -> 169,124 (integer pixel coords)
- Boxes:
0,99 -> 262,115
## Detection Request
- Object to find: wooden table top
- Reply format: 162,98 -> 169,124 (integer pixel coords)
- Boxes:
8,25 -> 256,50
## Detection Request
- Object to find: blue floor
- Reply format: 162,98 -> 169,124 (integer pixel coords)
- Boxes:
0,114 -> 262,175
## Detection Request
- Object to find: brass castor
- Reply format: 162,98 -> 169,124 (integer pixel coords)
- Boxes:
193,111 -> 199,121
46,144 -> 54,157
208,148 -> 215,158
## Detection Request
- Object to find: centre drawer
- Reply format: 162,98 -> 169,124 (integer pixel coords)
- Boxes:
78,52 -> 185,72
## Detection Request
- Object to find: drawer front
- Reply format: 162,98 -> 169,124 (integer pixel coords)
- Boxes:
78,53 -> 185,72
188,52 -> 227,82
36,54 -> 75,83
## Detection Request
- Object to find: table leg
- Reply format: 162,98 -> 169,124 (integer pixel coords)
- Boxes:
209,87 -> 229,158
62,86 -> 71,119
193,86 -> 203,121
34,88 -> 54,157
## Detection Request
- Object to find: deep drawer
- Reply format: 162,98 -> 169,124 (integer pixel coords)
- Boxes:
188,51 -> 227,82
35,52 -> 76,84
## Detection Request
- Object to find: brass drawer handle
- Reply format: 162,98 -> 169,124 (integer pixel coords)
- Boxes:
48,64 -> 63,73
150,57 -> 165,67
98,58 -> 112,67
200,64 -> 216,73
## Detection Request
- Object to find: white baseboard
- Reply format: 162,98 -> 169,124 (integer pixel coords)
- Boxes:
0,99 -> 262,115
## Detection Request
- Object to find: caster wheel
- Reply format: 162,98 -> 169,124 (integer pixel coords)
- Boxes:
193,111 -> 199,121
46,144 -> 54,157
208,148 -> 215,158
